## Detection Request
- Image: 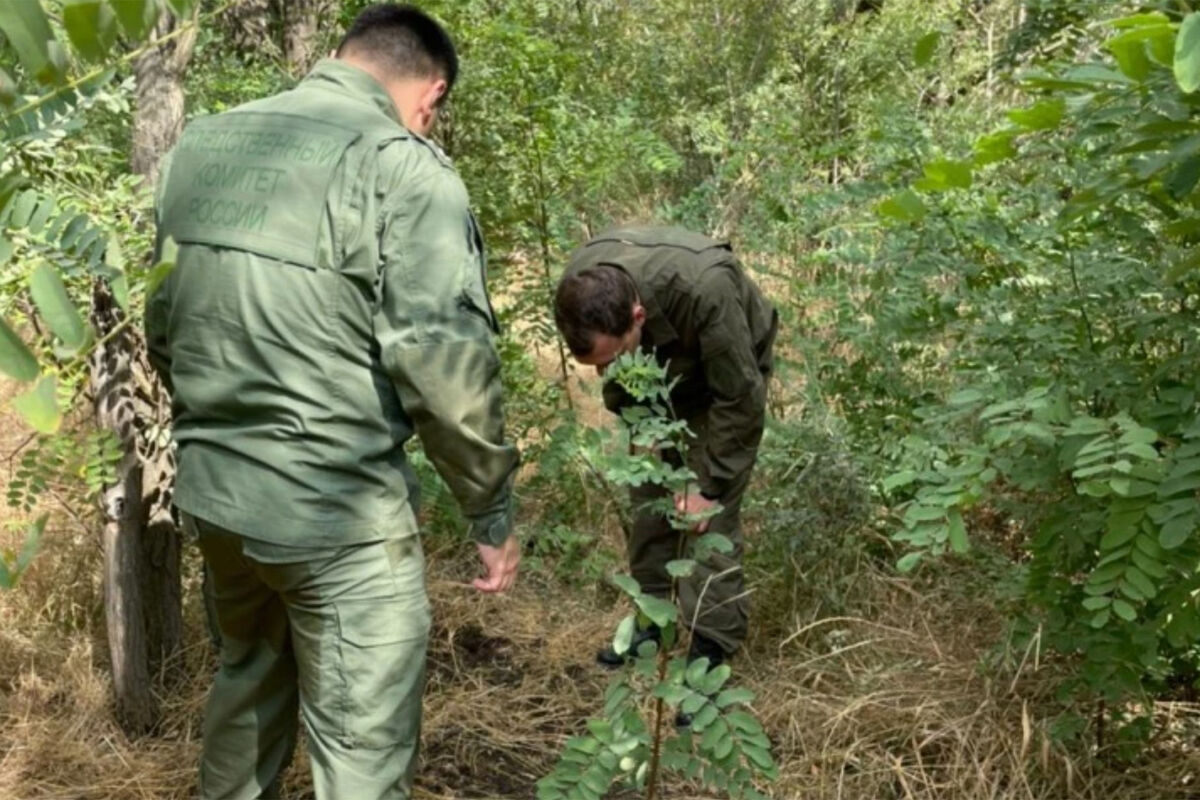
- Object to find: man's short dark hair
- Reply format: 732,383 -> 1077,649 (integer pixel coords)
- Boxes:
336,4 -> 458,98
554,266 -> 639,357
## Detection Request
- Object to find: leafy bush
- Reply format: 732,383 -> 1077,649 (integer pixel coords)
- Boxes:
744,416 -> 876,623
860,8 -> 1200,740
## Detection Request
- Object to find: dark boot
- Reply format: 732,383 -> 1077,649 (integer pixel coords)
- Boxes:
596,624 -> 661,669
688,631 -> 726,667
676,632 -> 728,728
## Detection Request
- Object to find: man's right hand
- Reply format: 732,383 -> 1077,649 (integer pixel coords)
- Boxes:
473,534 -> 520,593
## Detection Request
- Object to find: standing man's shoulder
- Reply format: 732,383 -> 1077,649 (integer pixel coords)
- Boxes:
405,130 -> 457,170
375,132 -> 466,204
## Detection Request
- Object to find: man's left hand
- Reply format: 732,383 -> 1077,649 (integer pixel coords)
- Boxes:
474,534 -> 521,593
674,491 -> 718,533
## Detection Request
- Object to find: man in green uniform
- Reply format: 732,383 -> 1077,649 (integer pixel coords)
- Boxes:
146,6 -> 519,798
554,226 -> 776,674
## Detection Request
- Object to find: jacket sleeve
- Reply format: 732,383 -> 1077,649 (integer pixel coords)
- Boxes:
373,153 -> 519,546
694,267 -> 767,498
144,150 -> 175,393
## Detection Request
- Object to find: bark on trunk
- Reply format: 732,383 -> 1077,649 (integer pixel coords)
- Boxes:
131,13 -> 197,185
92,284 -> 183,734
281,0 -> 330,77
91,284 -> 153,733
222,0 -> 275,59
95,8 -> 195,735
141,394 -> 182,672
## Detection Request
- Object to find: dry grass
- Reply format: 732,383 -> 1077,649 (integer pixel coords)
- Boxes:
4,511 -> 1200,799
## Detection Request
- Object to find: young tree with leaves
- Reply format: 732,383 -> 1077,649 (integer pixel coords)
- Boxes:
869,6 -> 1200,748
539,351 -> 777,800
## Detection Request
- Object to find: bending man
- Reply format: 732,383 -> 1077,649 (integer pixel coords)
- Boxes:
554,226 -> 777,674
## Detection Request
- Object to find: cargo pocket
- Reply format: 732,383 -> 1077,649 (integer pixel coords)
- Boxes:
333,598 -> 431,749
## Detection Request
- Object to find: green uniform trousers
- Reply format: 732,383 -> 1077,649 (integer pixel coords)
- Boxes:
627,413 -> 752,655
189,514 -> 430,800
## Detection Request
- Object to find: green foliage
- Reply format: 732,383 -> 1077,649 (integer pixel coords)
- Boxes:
0,195 -> 174,440
913,30 -> 941,68
0,0 -> 194,359
0,0 -> 190,588
1177,13 -> 1200,93
13,375 -> 62,434
7,430 -> 122,513
111,0 -> 165,42
0,4 -> 67,86
744,416 -> 875,620
539,353 -> 774,800
29,261 -> 89,352
0,314 -> 38,380
208,1 -> 1200,758
837,7 -> 1200,737
525,521 -> 619,589
5,0 -> 1195,773
184,21 -> 297,117
7,443 -> 59,514
62,1 -> 120,64
0,514 -> 47,589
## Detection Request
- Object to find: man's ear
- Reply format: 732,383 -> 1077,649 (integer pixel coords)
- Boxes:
409,78 -> 447,133
422,78 -> 448,115
632,303 -> 647,327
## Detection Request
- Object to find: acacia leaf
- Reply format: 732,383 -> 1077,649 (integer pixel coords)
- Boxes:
1176,13 -> 1200,93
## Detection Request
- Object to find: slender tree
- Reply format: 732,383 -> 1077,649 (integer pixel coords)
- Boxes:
131,13 -> 197,184
281,0 -> 332,76
92,5 -> 196,733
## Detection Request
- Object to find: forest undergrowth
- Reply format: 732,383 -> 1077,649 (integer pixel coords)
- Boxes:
4,0 -> 1200,797
1,368 -> 1198,800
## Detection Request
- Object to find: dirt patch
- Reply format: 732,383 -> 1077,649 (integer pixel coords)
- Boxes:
428,622 -> 526,688
421,725 -> 542,798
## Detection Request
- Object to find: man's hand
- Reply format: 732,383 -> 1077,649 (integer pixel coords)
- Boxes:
474,534 -> 520,593
674,491 -> 718,533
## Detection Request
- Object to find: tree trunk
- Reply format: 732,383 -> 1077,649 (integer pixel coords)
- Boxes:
91,284 -> 152,733
281,0 -> 330,77
94,7 -> 195,735
131,13 -> 197,185
222,0 -> 276,60
140,388 -> 182,671
92,285 -> 183,735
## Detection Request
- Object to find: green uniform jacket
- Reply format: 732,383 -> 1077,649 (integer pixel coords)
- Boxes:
565,226 -> 777,497
146,60 -> 519,548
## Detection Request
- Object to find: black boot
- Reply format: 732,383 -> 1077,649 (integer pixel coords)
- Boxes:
596,624 -> 661,669
676,633 -> 728,728
689,632 -> 726,667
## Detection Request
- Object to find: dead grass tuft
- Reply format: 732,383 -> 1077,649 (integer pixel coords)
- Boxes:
5,530 -> 1200,798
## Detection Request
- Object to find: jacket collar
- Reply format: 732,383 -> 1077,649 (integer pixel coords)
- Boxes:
301,59 -> 401,124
